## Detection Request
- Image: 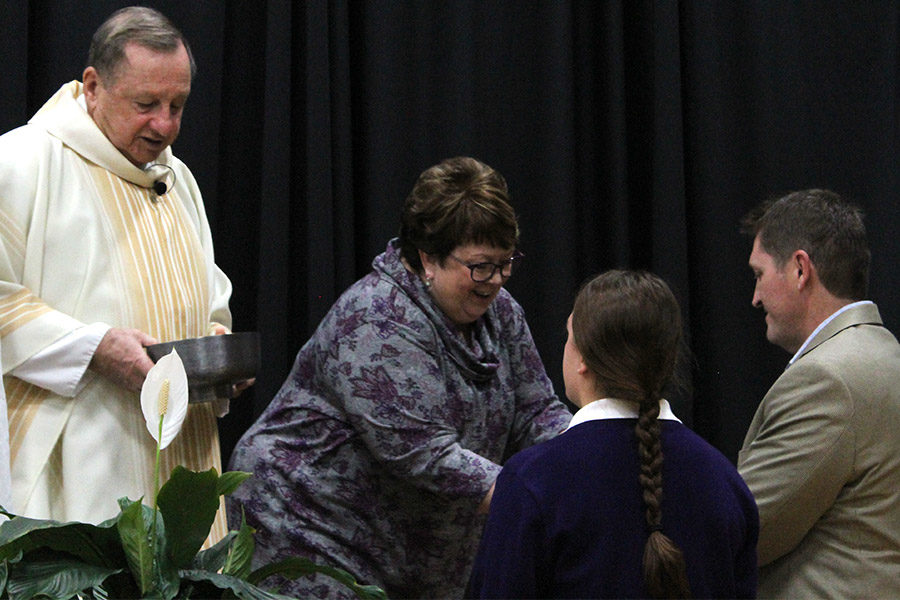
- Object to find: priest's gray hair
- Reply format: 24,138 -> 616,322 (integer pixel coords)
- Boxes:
88,6 -> 196,83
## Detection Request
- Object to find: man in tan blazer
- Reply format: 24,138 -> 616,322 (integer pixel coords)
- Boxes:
738,189 -> 900,599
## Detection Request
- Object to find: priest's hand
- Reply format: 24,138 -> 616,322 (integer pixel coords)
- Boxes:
89,327 -> 159,392
210,323 -> 255,397
229,378 -> 256,398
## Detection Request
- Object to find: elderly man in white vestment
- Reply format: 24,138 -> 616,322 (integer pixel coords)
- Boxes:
0,6 -> 234,541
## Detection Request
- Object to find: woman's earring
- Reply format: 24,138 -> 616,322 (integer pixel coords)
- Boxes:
424,275 -> 434,289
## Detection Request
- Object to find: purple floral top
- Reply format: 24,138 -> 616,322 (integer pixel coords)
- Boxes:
227,240 -> 571,599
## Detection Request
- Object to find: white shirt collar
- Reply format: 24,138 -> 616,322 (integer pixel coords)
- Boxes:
566,397 -> 682,431
788,300 -> 873,366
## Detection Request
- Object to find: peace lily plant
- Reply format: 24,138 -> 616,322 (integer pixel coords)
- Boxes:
0,349 -> 386,600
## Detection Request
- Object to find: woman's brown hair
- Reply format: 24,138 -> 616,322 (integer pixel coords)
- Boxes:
399,156 -> 518,273
572,270 -> 692,599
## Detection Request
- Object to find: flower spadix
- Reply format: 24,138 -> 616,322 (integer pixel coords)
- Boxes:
141,348 -> 189,450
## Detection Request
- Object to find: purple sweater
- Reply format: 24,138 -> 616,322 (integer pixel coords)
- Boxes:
468,418 -> 758,599
227,240 -> 572,599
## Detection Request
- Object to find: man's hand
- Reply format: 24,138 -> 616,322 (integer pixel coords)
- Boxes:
89,327 -> 159,392
210,324 -> 255,397
230,378 -> 256,398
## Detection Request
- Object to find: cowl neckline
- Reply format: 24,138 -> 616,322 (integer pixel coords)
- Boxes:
28,80 -> 173,189
373,239 -> 501,383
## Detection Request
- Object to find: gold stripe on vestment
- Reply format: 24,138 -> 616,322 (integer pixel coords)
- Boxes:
87,164 -> 225,544
0,289 -> 53,337
90,165 -> 209,342
4,376 -> 51,465
0,209 -> 26,260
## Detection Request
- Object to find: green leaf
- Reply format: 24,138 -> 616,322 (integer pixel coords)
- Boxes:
179,569 -> 296,600
112,498 -> 182,599
154,554 -> 182,600
92,581 -> 111,600
5,558 -> 122,600
0,558 -> 8,593
191,531 -> 237,573
117,495 -> 145,513
146,548 -> 181,600
156,466 -> 219,568
248,557 -> 389,600
0,516 -> 124,567
222,513 -> 255,580
216,471 -> 252,497
116,499 -> 154,595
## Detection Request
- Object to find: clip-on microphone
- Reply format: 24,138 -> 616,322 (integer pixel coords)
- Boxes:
148,163 -> 176,200
153,179 -> 168,195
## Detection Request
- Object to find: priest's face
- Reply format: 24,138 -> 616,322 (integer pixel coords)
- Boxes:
83,41 -> 192,166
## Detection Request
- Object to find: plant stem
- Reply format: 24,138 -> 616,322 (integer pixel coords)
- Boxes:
148,414 -> 164,583
154,414 -> 164,509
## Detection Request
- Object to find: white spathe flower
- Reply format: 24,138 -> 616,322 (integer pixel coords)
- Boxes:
140,348 -> 189,450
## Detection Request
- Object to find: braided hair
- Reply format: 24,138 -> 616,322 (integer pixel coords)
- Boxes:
571,270 -> 691,599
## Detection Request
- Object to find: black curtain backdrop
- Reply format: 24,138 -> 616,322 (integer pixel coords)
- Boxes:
2,1 -> 898,466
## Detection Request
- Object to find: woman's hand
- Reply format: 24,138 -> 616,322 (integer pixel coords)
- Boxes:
478,482 -> 496,515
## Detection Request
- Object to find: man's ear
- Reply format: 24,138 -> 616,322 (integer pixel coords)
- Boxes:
82,67 -> 100,108
793,249 -> 813,290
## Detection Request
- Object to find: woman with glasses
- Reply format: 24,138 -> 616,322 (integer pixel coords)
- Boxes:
467,270 -> 758,599
227,156 -> 572,599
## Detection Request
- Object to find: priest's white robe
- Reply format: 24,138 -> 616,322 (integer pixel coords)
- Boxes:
0,81 -> 233,542
1,348 -> 10,514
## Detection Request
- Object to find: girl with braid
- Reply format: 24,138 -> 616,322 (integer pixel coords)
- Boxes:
467,270 -> 758,599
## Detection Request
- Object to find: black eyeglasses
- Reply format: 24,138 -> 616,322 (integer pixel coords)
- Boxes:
448,251 -> 524,282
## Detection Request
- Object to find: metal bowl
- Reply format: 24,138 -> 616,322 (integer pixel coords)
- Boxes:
145,332 -> 260,403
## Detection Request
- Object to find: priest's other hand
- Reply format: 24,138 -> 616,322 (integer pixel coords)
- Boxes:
90,327 -> 159,392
